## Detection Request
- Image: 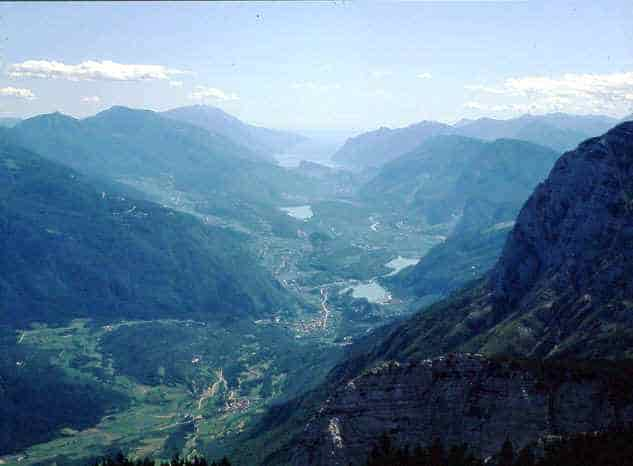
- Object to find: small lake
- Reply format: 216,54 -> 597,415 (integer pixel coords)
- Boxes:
384,256 -> 419,276
348,280 -> 391,304
281,205 -> 314,220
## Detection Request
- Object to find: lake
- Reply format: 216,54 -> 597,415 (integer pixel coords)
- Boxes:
281,205 -> 314,220
349,280 -> 391,304
384,256 -> 419,276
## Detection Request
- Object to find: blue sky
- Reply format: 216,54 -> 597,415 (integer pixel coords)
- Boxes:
0,1 -> 632,130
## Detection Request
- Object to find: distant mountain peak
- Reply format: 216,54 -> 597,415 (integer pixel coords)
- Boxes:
162,104 -> 306,159
26,111 -> 77,121
335,113 -> 619,169
89,105 -> 155,120
333,119 -> 452,168
16,111 -> 80,131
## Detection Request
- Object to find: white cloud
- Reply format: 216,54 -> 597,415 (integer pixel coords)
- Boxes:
464,84 -> 508,94
188,86 -> 239,102
370,70 -> 393,79
291,81 -> 341,92
464,101 -> 487,110
463,101 -> 530,113
466,71 -> 633,115
416,72 -> 432,79
0,86 -> 35,99
81,95 -> 101,104
8,60 -> 186,82
169,80 -> 183,87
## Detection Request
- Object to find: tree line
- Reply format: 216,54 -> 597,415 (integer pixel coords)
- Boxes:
93,453 -> 230,466
91,427 -> 633,466
364,427 -> 633,466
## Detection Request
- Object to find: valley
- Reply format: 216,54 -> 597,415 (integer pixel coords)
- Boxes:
0,133 -> 452,465
0,103 -> 591,465
1,103 -> 613,466
0,319 -> 338,465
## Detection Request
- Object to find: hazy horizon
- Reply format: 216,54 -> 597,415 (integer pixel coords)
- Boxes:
1,1 -> 632,132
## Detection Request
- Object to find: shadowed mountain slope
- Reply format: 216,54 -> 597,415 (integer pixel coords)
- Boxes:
0,138 -> 292,327
361,136 -> 558,225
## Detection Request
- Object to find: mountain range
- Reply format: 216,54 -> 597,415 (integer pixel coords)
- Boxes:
361,135 -> 559,225
332,121 -> 452,169
5,106 -> 317,235
162,105 -> 306,161
334,113 -> 619,169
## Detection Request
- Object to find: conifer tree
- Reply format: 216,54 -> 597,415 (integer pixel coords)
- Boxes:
499,437 -> 514,466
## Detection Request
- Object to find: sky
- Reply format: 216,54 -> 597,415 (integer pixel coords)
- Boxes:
0,1 -> 632,131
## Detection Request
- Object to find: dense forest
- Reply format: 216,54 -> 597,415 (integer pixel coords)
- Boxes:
93,454 -> 231,466
364,429 -> 633,466
91,428 -> 633,466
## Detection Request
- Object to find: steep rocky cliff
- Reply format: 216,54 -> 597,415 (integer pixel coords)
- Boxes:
280,122 -> 633,465
291,354 -> 633,465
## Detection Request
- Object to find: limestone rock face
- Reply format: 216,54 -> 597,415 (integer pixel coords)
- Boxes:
292,354 -> 633,466
487,121 -> 633,357
493,122 -> 633,303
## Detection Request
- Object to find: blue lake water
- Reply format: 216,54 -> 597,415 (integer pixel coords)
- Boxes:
281,205 -> 314,220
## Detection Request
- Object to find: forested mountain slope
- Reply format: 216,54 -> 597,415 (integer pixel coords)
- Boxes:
0,138 -> 292,327
8,106 -> 314,234
361,136 -> 558,225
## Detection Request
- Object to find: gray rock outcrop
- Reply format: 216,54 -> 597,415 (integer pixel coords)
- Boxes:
292,354 -> 633,466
